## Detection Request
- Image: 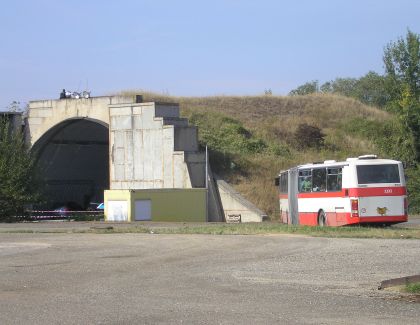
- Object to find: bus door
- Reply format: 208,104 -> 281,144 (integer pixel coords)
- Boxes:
288,168 -> 299,225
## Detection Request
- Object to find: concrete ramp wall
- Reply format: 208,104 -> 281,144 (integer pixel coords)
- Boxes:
215,178 -> 267,223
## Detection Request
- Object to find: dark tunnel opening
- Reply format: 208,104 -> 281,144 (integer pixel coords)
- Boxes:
32,119 -> 109,210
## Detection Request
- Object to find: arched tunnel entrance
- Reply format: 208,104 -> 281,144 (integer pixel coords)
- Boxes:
33,119 -> 109,210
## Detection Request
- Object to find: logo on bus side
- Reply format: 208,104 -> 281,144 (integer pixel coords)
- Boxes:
377,207 -> 388,216
384,189 -> 393,194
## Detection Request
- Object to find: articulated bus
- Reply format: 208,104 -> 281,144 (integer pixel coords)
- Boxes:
275,155 -> 408,226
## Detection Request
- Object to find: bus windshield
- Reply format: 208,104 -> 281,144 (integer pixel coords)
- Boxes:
356,164 -> 400,184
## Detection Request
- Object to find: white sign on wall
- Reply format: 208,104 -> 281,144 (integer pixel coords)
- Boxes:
107,200 -> 128,221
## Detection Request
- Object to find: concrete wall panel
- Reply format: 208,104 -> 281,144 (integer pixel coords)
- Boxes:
112,130 -> 124,148
27,117 -> 44,125
155,105 -> 179,118
162,117 -> 188,127
185,152 -> 206,188
163,127 -> 174,187
110,96 -> 135,105
174,127 -> 198,151
132,106 -> 143,115
142,129 -> 155,181
132,103 -> 154,115
124,130 -> 134,180
153,129 -> 164,181
111,131 -> 125,181
30,100 -> 53,109
142,107 -> 156,127
133,130 -> 144,180
29,109 -> 53,118
133,115 -> 143,129
114,149 -> 125,181
111,116 -> 132,130
173,152 -> 191,188
109,106 -> 132,116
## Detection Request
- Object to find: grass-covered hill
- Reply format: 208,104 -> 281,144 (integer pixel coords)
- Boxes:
119,91 -> 411,218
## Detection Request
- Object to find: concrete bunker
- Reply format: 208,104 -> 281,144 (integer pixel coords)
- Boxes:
27,95 -> 267,221
33,118 -> 109,210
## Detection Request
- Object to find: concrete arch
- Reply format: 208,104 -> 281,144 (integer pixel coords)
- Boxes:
33,118 -> 110,209
31,117 -> 109,155
27,96 -> 130,146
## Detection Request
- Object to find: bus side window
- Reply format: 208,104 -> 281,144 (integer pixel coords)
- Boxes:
312,168 -> 326,192
281,173 -> 288,194
327,168 -> 342,192
298,169 -> 312,192
279,173 -> 287,194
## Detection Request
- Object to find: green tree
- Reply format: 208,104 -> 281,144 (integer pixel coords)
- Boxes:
289,80 -> 319,95
398,85 -> 420,162
383,30 -> 420,162
328,77 -> 358,97
0,117 -> 42,221
383,30 -> 420,213
320,81 -> 332,93
384,29 -> 420,103
355,71 -> 389,107
319,74 -> 388,107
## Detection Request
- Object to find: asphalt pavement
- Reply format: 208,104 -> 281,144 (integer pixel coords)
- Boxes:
0,232 -> 419,324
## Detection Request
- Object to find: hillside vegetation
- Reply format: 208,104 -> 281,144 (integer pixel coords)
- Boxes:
119,91 -> 415,218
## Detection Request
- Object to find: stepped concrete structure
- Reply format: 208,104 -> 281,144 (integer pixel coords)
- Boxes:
27,95 -> 266,222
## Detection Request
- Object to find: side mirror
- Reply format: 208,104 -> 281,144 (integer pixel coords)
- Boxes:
274,177 -> 280,186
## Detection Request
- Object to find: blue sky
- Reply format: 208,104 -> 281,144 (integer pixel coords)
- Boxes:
1,0 -> 419,109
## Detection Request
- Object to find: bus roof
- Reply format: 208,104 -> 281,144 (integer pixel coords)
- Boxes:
278,155 -> 402,174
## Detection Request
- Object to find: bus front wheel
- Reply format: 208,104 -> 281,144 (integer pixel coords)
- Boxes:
318,210 -> 326,227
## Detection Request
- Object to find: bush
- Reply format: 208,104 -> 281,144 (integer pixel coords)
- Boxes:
406,166 -> 420,214
189,112 -> 268,155
294,123 -> 325,149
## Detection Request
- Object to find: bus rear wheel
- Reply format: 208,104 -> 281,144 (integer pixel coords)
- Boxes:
318,211 -> 326,227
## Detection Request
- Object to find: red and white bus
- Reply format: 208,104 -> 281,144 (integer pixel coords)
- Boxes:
275,155 -> 408,226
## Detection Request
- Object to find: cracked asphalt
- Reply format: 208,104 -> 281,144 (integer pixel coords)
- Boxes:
0,232 -> 419,324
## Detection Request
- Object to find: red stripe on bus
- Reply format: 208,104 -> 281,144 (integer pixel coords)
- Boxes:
358,215 -> 408,223
298,212 -> 318,226
348,187 -> 406,197
298,212 -> 357,226
296,213 -> 407,226
279,194 -> 288,199
298,191 -> 344,198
